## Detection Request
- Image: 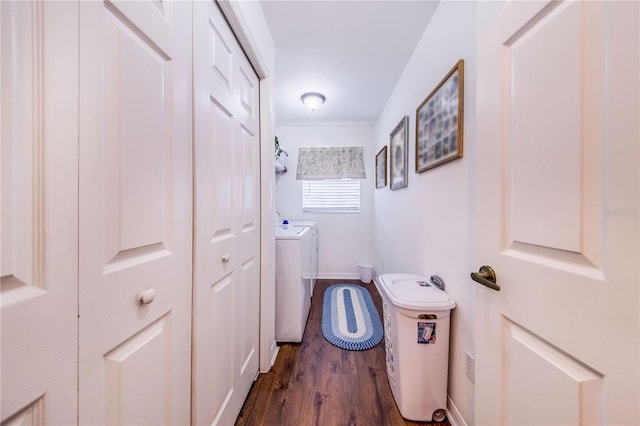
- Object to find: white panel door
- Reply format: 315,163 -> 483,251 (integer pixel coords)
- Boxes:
78,1 -> 193,424
1,2 -> 78,424
192,2 -> 261,425
475,1 -> 639,425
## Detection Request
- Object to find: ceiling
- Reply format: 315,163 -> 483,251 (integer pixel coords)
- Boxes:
261,0 -> 439,126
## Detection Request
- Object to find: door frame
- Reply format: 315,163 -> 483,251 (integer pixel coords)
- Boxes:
216,0 -> 277,372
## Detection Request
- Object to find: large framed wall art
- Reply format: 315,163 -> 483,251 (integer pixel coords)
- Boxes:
415,59 -> 464,173
389,116 -> 409,190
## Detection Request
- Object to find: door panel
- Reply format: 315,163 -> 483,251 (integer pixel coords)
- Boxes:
508,2 -> 582,251
505,0 -> 603,267
208,276 -> 234,423
79,1 -> 192,424
103,316 -> 171,425
208,100 -> 235,242
1,2 -> 78,423
476,1 -> 639,424
239,258 -> 259,373
101,3 -> 173,268
503,320 -> 602,426
193,2 -> 261,424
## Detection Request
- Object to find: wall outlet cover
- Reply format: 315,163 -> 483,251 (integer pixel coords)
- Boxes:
465,351 -> 475,384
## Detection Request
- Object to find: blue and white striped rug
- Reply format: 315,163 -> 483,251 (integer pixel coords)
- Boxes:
322,284 -> 384,351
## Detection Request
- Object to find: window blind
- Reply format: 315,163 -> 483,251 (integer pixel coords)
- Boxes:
302,179 -> 360,213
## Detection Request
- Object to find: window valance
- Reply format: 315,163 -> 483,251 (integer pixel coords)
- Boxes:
296,146 -> 366,180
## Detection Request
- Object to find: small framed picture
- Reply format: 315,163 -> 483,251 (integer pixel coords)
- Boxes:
375,146 -> 387,189
389,116 -> 409,190
416,59 -> 464,173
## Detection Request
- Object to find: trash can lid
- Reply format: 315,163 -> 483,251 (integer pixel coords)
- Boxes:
378,274 -> 456,311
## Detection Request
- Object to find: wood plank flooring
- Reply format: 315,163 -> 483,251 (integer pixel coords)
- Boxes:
236,279 -> 451,426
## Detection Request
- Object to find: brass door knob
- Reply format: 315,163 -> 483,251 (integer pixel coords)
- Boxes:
470,265 -> 500,291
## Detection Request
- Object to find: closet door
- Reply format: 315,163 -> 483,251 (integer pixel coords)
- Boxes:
78,1 -> 193,424
192,1 -> 261,424
1,2 -> 78,424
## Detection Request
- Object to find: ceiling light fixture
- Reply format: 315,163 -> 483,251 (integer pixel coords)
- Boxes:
301,92 -> 325,111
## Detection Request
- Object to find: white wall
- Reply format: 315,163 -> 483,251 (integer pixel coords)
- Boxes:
373,2 -> 477,424
275,125 -> 375,279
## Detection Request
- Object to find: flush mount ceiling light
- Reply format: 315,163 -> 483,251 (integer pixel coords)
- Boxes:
301,92 -> 326,111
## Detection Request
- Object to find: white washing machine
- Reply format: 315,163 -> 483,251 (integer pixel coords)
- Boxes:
275,225 -> 312,342
281,220 -> 318,295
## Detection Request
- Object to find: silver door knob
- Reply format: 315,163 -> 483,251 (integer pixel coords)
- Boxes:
138,288 -> 156,304
222,253 -> 231,263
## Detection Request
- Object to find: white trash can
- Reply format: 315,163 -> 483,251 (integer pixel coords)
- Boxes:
376,273 -> 456,423
358,263 -> 373,283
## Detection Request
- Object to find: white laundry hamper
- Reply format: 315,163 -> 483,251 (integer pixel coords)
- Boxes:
376,273 -> 456,423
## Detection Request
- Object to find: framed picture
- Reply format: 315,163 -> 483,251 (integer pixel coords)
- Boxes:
375,146 -> 387,189
389,116 -> 409,190
415,59 -> 464,173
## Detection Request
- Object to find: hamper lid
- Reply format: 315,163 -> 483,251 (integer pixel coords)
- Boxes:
378,274 -> 456,311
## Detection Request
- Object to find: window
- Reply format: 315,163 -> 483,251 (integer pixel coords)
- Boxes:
302,179 -> 360,213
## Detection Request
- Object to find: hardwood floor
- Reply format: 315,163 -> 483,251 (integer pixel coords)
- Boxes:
236,279 -> 451,426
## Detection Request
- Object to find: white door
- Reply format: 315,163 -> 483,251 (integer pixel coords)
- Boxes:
475,1 -> 639,425
192,1 -> 261,424
1,2 -> 78,423
78,1 -> 193,424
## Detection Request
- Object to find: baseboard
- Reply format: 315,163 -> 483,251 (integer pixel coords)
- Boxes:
446,395 -> 467,426
264,341 -> 279,373
317,272 -> 361,280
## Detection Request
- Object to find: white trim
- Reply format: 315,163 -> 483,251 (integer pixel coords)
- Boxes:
447,395 -> 468,426
276,121 -> 376,127
216,1 -> 267,78
269,342 -> 280,367
318,272 -> 362,280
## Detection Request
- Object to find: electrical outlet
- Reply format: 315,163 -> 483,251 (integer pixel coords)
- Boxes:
465,351 -> 475,383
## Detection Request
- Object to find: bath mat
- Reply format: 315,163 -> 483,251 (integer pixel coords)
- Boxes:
322,284 -> 384,351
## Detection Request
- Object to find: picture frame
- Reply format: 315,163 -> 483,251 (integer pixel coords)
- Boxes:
389,116 -> 409,190
415,59 -> 464,173
375,146 -> 387,189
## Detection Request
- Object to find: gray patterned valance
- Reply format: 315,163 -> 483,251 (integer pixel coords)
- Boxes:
296,147 -> 366,180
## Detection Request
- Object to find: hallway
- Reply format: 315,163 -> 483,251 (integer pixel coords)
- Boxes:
236,279 -> 450,426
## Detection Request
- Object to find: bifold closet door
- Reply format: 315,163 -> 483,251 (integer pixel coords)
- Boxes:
192,1 -> 261,425
1,2 -> 79,424
78,1 -> 193,424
